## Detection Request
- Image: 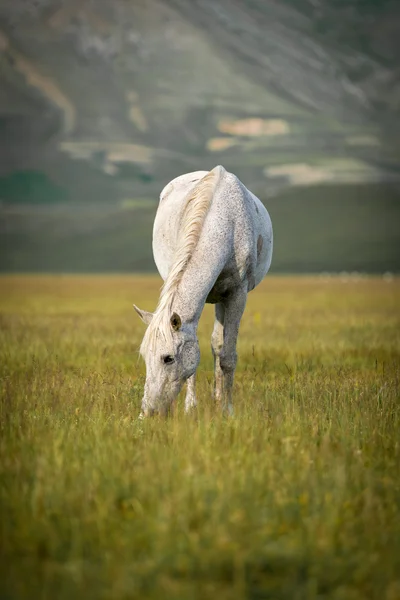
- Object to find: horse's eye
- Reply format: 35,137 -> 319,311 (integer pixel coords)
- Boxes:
162,355 -> 175,365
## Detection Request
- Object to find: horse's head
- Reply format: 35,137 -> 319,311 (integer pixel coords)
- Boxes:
134,305 -> 200,416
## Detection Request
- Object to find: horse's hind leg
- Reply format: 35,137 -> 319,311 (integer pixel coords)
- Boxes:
218,289 -> 247,415
211,303 -> 225,405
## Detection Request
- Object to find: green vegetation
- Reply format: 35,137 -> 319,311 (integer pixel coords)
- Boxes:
1,275 -> 399,599
1,183 -> 399,273
268,182 -> 400,273
0,171 -> 69,204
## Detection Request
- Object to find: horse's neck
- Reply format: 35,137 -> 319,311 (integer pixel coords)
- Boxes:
170,229 -> 227,326
171,270 -> 211,326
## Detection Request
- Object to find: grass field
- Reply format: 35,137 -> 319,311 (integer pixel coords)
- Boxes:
1,275 -> 399,600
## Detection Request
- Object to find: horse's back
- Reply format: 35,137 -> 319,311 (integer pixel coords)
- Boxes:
152,167 -> 273,289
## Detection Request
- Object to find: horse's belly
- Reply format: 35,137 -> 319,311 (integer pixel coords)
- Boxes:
205,266 -> 243,304
206,281 -> 232,304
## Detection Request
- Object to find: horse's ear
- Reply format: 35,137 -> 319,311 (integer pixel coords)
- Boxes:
133,304 -> 153,325
170,312 -> 182,332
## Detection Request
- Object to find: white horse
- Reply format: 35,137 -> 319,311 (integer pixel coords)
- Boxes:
134,165 -> 273,416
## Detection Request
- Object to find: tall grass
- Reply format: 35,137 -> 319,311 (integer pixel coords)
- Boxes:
1,276 -> 399,599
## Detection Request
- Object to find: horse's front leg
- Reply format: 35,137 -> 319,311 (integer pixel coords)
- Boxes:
184,373 -> 197,413
216,290 -> 247,415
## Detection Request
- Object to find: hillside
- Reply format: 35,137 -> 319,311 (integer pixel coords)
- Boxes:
0,0 -> 399,198
1,183 -> 399,274
0,0 -> 399,272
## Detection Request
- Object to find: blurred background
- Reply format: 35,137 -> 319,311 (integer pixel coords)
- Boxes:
0,0 -> 399,274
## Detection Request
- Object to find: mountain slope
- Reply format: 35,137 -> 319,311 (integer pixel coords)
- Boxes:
0,0 -> 399,203
0,0 -> 399,273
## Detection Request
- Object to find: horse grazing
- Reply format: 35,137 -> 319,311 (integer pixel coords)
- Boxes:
134,165 -> 273,416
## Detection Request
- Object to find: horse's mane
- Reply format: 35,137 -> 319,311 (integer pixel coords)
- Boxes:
140,165 -> 224,355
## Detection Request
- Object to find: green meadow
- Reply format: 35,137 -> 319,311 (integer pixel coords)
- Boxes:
1,275 -> 399,599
